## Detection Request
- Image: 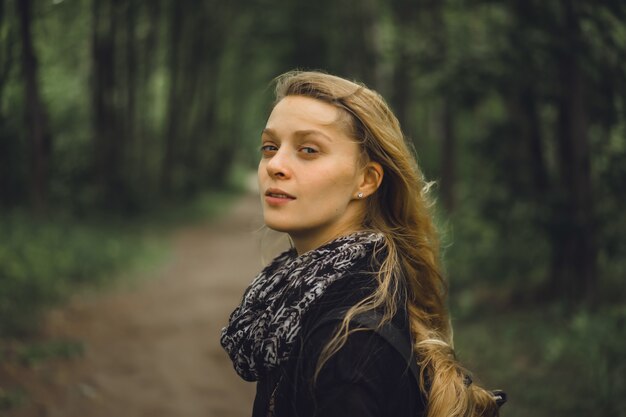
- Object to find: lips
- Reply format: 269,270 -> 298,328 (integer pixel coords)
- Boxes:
265,188 -> 296,199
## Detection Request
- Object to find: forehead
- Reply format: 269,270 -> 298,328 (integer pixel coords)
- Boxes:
266,96 -> 343,129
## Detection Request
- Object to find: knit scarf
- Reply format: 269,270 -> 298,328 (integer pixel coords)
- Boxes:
220,231 -> 384,381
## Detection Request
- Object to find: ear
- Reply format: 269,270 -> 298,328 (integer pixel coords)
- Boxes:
356,161 -> 383,199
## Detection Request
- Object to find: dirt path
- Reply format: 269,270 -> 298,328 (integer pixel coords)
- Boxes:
4,192 -> 286,417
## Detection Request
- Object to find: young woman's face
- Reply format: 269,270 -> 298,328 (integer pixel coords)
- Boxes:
258,95 -> 365,253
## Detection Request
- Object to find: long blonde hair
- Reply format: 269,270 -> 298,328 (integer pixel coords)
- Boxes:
273,70 -> 499,417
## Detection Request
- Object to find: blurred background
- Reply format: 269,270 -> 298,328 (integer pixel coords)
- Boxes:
1,0 -> 625,416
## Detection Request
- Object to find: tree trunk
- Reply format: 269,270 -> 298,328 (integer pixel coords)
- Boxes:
92,0 -> 118,206
389,0 -> 420,132
550,0 -> 597,303
125,0 -> 136,162
390,33 -> 410,132
136,0 -> 160,185
17,0 -> 52,214
503,85 -> 548,198
520,87 -> 549,195
160,0 -> 183,196
429,1 -> 456,211
331,0 -> 380,87
0,0 -> 14,95
289,0 -> 330,71
0,0 -> 17,207
440,99 -> 456,212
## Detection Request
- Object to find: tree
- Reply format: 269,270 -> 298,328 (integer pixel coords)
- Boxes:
549,0 -> 597,302
16,0 -> 52,214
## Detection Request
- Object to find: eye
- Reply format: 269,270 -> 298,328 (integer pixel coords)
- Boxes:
300,146 -> 318,155
260,144 -> 278,154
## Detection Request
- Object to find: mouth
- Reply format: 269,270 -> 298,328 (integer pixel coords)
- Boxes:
265,188 -> 296,199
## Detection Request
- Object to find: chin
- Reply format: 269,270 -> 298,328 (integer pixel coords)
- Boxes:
265,225 -> 290,234
263,217 -> 293,234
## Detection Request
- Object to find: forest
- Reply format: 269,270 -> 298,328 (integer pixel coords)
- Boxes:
1,0 -> 625,416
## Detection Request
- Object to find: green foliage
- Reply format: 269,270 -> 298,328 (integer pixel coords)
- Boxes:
1,0 -> 625,413
0,188 -> 236,337
133,188 -> 240,230
14,339 -> 84,367
0,212 -> 162,336
455,306 -> 626,417
0,387 -> 26,411
444,197 -> 550,309
547,308 -> 626,416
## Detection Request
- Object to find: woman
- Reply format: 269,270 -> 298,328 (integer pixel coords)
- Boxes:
221,71 -> 504,417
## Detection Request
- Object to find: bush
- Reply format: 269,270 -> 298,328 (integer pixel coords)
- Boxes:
545,307 -> 626,416
0,212 -> 160,336
0,190 -> 237,337
454,306 -> 626,417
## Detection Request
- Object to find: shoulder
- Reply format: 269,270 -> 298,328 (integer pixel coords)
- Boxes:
303,308 -> 416,382
282,310 -> 424,417
305,316 -> 414,381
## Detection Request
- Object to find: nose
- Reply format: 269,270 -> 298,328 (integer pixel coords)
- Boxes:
265,149 -> 291,179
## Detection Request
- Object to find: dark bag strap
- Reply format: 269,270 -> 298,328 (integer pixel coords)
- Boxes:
309,308 -> 420,381
310,307 -> 507,408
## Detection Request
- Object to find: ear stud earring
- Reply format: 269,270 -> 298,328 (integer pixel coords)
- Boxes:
357,192 -> 364,199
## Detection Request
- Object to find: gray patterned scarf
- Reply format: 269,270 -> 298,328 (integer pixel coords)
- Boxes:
220,231 -> 384,381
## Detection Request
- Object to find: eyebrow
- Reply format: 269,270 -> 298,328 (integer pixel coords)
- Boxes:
262,128 -> 333,143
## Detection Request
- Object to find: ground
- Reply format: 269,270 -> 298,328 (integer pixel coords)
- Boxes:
2,193 -> 288,417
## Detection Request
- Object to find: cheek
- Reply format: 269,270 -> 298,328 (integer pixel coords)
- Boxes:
305,166 -> 358,198
257,160 -> 267,179
257,161 -> 270,194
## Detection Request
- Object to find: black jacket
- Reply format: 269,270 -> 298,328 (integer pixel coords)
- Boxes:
252,271 -> 426,417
